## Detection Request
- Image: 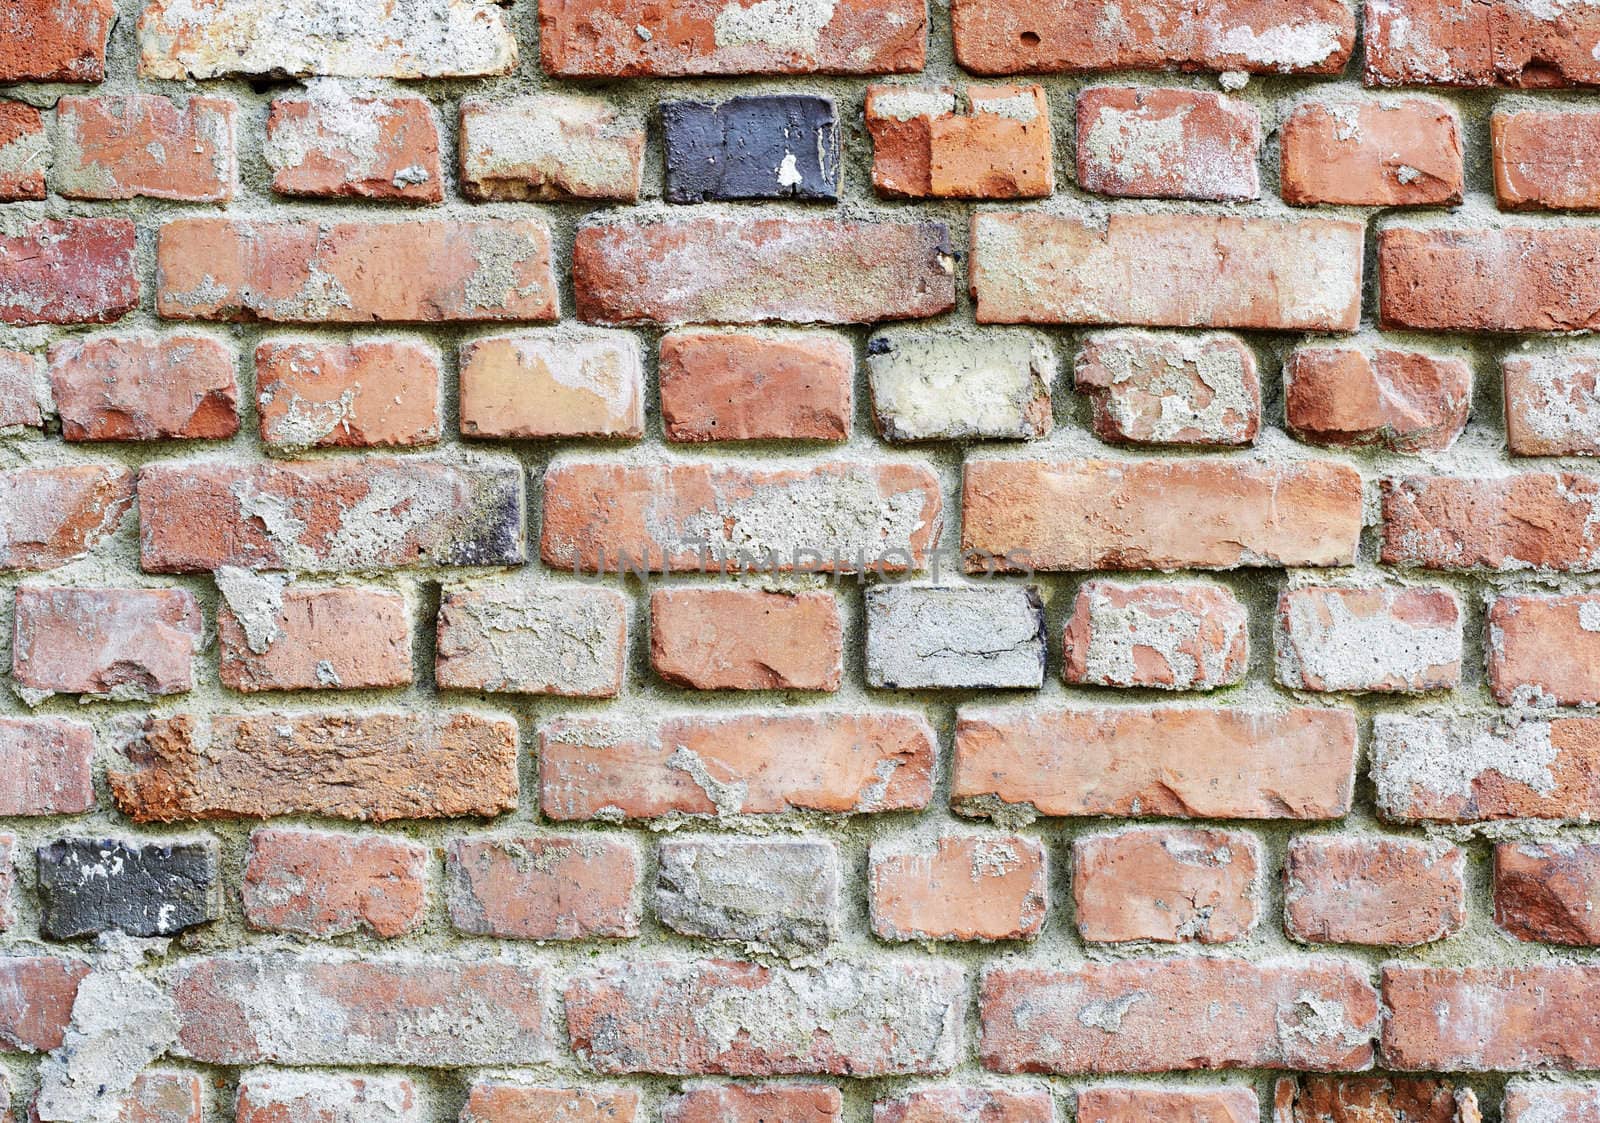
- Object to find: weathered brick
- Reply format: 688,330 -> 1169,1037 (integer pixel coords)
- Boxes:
870,834 -> 1046,942
664,95 -> 839,202
138,459 -> 524,572
0,837 -> 13,934
170,954 -> 546,1065
156,218 -> 557,323
1,219 -> 137,326
255,339 -> 441,451
566,959 -> 964,1075
0,957 -> 88,1053
1488,593 -> 1600,705
875,1088 -> 1054,1123
972,213 -> 1362,330
266,91 -> 442,202
1062,580 -> 1250,691
13,587 -> 201,701
110,1070 -> 204,1123
0,466 -> 132,571
540,712 -> 934,821
1073,331 -> 1260,446
1074,827 -> 1259,945
1381,473 -> 1600,571
1285,346 -> 1471,453
447,835 -> 639,939
219,583 -> 410,693
1075,87 -> 1259,201
538,0 -> 927,76
982,958 -> 1377,1073
1382,965 -> 1600,1070
459,328 -> 643,440
1285,837 -> 1466,947
236,1072 -> 419,1123
659,329 -> 852,442
48,333 -> 238,442
110,712 -> 518,823
656,837 -> 838,956
952,0 -> 1353,74
1078,1087 -> 1257,1123
0,0 -> 113,80
37,838 -> 218,939
542,460 -> 941,574
55,95 -> 235,202
865,585 -> 1046,690
243,828 -> 427,938
1373,715 -> 1600,824
1503,348 -> 1600,456
436,583 -> 626,697
0,718 -> 95,817
963,459 -> 1362,571
1503,1082 -> 1600,1122
1281,98 -> 1462,206
1495,842 -> 1600,945
650,588 -> 842,691
668,1085 -> 840,1123
1493,109 -> 1600,210
1364,0 -> 1600,87
459,93 -> 644,202
0,104 -> 46,201
1379,226 -> 1600,332
1275,585 -> 1462,694
953,707 -> 1357,820
573,216 -> 955,325
139,0 -> 517,78
0,350 -> 43,429
1274,1076 -> 1478,1123
866,84 -> 1054,199
461,1084 -> 639,1123
866,328 -> 1053,441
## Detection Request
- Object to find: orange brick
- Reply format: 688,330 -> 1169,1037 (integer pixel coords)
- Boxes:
1383,965 -> 1600,1070
1365,0 -> 1600,87
1076,87 -> 1260,201
1078,1087 -> 1258,1123
461,1084 -> 639,1123
1285,346 -> 1471,453
243,827 -> 427,938
266,92 -> 442,202
0,103 -> 45,200
1,218 -> 138,326
459,328 -> 643,439
1504,349 -> 1600,456
0,465 -> 132,571
650,588 -> 842,691
866,83 -> 1053,199
1381,473 -> 1600,571
870,834 -> 1047,942
1285,837 -> 1466,946
1489,593 -> 1600,705
659,329 -> 852,442
0,0 -> 113,80
0,718 -> 96,816
255,339 -> 441,450
1274,1076 -> 1479,1123
1495,842 -> 1600,945
12,586 -> 201,700
1074,827 -> 1260,944
1062,580 -> 1250,691
667,1085 -> 841,1123
875,1088 -> 1054,1123
447,835 -> 640,939
1275,585 -> 1463,694
55,95 -> 235,202
218,585 -> 412,693
48,333 -> 238,442
1281,98 -> 1462,206
1494,109 -> 1600,210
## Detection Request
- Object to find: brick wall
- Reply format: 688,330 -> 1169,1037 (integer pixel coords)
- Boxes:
0,0 -> 1598,1118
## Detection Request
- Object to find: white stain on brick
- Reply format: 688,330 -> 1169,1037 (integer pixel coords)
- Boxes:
1373,716 -> 1560,817
713,0 -> 838,52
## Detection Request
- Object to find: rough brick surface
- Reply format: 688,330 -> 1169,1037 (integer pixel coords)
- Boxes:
656,837 -> 839,956
462,1084 -> 639,1123
1495,842 -> 1600,945
55,95 -> 236,202
0,718 -> 96,816
0,466 -> 133,571
1,219 -> 139,326
865,585 -> 1046,689
1073,331 -> 1260,446
1381,473 -> 1600,571
12,586 -> 202,700
1382,965 -> 1600,1070
48,333 -> 238,443
255,340 -> 442,450
267,91 -> 443,203
1073,827 -> 1260,944
460,94 -> 644,202
1,0 -> 114,80
459,329 -> 644,440
1488,593 -> 1600,705
236,1072 -> 419,1123
1078,1087 -> 1257,1123
0,350 -> 43,429
435,583 -> 626,696
0,104 -> 46,201
1284,837 -> 1466,947
663,95 -> 839,202
866,84 -> 1054,199
668,1085 -> 840,1123
1494,109 -> 1600,210
37,838 -> 218,938
1076,87 -> 1260,201
218,585 -> 411,692
876,1088 -> 1052,1122
866,328 -> 1053,442
1379,226 -> 1600,332
1280,98 -> 1462,206
870,834 -> 1047,942
1062,580 -> 1250,690
1503,1083 -> 1600,1122
1284,346 -> 1471,453
1274,1076 -> 1478,1123
448,835 -> 639,939
1502,348 -> 1600,456
651,588 -> 843,691
659,329 -> 853,442
1364,0 -> 1600,87
243,828 -> 427,938
1275,585 -> 1462,694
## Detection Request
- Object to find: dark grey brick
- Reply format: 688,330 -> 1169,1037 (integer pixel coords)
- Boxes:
37,838 -> 219,939
662,96 -> 839,203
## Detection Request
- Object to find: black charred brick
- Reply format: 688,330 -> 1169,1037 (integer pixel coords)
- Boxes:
38,838 -> 219,939
662,96 -> 839,203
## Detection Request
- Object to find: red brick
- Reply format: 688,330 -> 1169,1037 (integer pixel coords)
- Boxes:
1382,964 -> 1600,1070
460,94 -> 644,201
219,585 -> 411,693
0,350 -> 43,428
1381,473 -> 1600,571
266,92 -> 442,202
55,95 -> 235,202
659,329 -> 852,442
1275,585 -> 1462,694
1075,87 -> 1259,201
540,712 -> 934,821
573,216 -> 955,325
447,835 -> 639,939
1285,346 -> 1470,453
666,1084 -> 841,1123
0,0 -> 113,80
1495,842 -> 1600,944
1274,1076 -> 1478,1123
539,0 -> 927,76
1379,226 -> 1600,332
1281,98 -> 1462,206
870,834 -> 1047,942
255,339 -> 441,450
1504,349 -> 1600,456
1077,1087 -> 1258,1123
48,333 -> 238,442
542,461 -> 940,574
566,959 -> 964,1075
875,1088 -> 1054,1123
0,718 -> 95,816
650,588 -> 842,691
1494,109 -> 1600,210
962,459 -> 1362,571
1488,593 -> 1600,705
0,104 -> 45,201
866,83 -> 1054,199
156,218 -> 557,323
1073,330 -> 1260,446
0,466 -> 132,571
1062,580 -> 1250,690
972,212 -> 1362,330
460,328 -> 643,439
113,1071 -> 203,1123
461,1084 -> 640,1123
953,706 -> 1357,820
1285,837 -> 1466,946
0,957 -> 88,1053
171,954 -> 546,1065
235,1072 -> 416,1123
982,958 -> 1377,1073
1503,1083 -> 1600,1121
1074,827 -> 1260,944
1364,0 -> 1600,87
12,587 -> 201,699
436,583 -> 625,698
137,458 -> 524,572
952,0 -> 1353,74
110,712 -> 518,823
243,827 -> 427,938
0,219 -> 137,326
